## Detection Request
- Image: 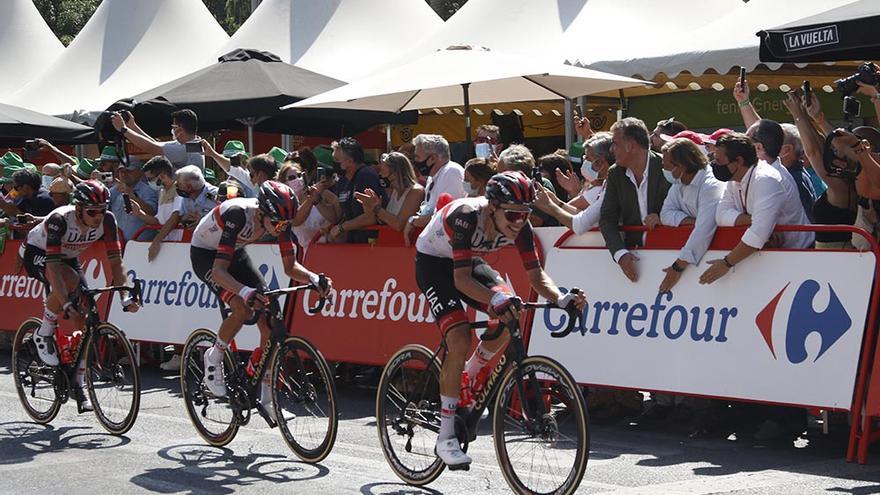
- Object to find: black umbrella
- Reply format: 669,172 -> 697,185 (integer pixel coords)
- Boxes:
125,49 -> 416,151
758,0 -> 880,63
0,102 -> 96,147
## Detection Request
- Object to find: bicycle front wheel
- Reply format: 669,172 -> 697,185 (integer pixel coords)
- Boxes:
12,318 -> 61,424
493,355 -> 590,495
376,344 -> 445,486
85,323 -> 141,435
272,336 -> 338,464
180,328 -> 240,446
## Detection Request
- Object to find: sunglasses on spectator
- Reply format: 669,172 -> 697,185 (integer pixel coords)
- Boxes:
83,207 -> 106,218
500,207 -> 530,223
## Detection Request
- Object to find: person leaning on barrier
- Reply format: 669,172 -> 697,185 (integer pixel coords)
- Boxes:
784,91 -> 858,250
135,157 -> 186,261
699,133 -> 814,285
599,118 -> 671,283
329,137 -> 387,243
534,134 -> 615,236
403,134 -> 465,243
110,156 -> 158,243
463,157 -> 494,197
349,151 -> 425,233
111,109 -> 205,171
277,159 -> 340,249
0,168 -> 56,220
175,165 -> 218,231
657,138 -> 724,293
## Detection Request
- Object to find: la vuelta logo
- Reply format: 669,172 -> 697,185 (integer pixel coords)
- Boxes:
756,280 -> 851,364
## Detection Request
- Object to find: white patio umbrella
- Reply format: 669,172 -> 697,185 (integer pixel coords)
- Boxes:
284,45 -> 649,151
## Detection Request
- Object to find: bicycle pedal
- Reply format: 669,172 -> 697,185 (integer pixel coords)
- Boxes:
447,463 -> 471,472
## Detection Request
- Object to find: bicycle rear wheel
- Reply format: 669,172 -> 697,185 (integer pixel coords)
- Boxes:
272,336 -> 338,464
376,344 -> 445,486
493,355 -> 590,495
85,323 -> 141,435
180,329 -> 240,446
12,318 -> 61,424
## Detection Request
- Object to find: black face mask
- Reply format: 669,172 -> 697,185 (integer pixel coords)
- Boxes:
176,187 -> 191,198
710,160 -> 734,182
379,176 -> 390,189
413,156 -> 432,177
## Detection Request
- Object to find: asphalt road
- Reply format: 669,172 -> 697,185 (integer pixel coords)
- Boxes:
1,349 -> 880,494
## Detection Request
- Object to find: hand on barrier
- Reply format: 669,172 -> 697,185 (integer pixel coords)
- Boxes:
644,213 -> 661,231
618,252 -> 639,283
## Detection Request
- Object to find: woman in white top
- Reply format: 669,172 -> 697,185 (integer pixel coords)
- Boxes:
352,152 -> 425,232
277,161 -> 340,252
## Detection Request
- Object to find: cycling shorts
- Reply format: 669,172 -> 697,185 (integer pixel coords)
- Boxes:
414,252 -> 510,334
21,244 -> 82,290
191,246 -> 266,314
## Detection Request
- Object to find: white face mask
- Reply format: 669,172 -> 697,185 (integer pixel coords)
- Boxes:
287,177 -> 306,198
475,143 -> 492,159
41,175 -> 55,189
662,168 -> 680,185
581,160 -> 598,182
463,181 -> 477,196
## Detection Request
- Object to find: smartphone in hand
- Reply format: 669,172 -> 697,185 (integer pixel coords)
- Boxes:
803,80 -> 812,107
122,193 -> 133,214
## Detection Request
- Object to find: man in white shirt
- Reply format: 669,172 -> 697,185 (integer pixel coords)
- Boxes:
599,118 -> 671,282
658,138 -> 724,293
700,133 -> 814,285
111,109 -> 205,171
404,134 -> 465,238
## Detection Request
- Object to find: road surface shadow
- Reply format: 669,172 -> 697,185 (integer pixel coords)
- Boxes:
0,421 -> 130,465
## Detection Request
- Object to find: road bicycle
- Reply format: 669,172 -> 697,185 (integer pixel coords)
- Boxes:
180,284 -> 338,464
376,295 -> 589,494
12,281 -> 143,435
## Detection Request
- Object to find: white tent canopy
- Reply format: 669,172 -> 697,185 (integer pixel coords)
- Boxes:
0,0 -> 64,98
577,0 -> 861,79
8,0 -> 229,121
218,0 -> 443,82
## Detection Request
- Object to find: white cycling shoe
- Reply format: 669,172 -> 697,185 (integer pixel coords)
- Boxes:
203,348 -> 227,398
33,334 -> 59,367
435,438 -> 472,470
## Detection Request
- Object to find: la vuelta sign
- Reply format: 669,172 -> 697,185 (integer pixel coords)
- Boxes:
293,244 -> 533,366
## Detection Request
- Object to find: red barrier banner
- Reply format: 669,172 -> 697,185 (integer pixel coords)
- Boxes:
291,244 -> 533,366
0,239 -> 114,333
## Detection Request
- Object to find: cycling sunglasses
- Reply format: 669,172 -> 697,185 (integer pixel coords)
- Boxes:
83,207 -> 106,218
501,208 -> 530,223
271,219 -> 291,231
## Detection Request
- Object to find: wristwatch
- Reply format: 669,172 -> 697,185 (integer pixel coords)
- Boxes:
722,256 -> 735,269
670,261 -> 685,273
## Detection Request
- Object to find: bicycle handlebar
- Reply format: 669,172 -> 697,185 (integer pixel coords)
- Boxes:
471,288 -> 584,339
262,283 -> 329,315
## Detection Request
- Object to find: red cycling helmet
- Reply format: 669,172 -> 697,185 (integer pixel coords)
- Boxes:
73,179 -> 110,207
485,171 -> 535,205
257,180 -> 299,221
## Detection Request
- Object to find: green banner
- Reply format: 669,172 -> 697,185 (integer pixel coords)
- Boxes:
627,90 -> 872,131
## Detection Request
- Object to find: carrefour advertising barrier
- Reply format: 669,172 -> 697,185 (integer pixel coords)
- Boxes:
529,232 -> 875,410
0,239 -> 113,333
109,241 -> 291,351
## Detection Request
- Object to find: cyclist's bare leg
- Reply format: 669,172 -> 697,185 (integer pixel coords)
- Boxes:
255,314 -> 273,405
465,331 -> 510,383
436,322 -> 473,466
216,295 -> 252,344
35,265 -> 81,366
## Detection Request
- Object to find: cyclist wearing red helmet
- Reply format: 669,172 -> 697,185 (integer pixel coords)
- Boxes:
414,170 -> 586,469
190,180 -> 332,400
21,180 -> 141,411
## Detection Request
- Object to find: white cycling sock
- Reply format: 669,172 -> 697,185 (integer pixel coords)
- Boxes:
38,308 -> 58,337
464,343 -> 497,383
261,375 -> 273,404
438,394 -> 459,441
207,339 -> 228,364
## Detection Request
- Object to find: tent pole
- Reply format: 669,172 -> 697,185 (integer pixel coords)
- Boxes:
385,125 -> 392,152
248,122 -> 255,155
462,83 -> 472,160
564,99 -> 573,152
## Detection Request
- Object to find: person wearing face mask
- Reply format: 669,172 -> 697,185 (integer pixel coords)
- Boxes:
129,157 -> 186,261
403,134 -> 465,244
329,137 -> 387,243
462,158 -> 494,197
108,156 -> 158,243
277,162 -> 341,254
474,124 -> 503,161
0,169 -> 56,237
657,138 -> 724,293
600,118 -> 671,283
174,165 -> 218,230
348,152 -> 425,234
701,133 -> 813,286
111,109 -> 205,172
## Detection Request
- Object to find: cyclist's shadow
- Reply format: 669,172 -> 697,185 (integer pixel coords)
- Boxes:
360,482 -> 443,495
130,444 -> 329,494
0,421 -> 130,465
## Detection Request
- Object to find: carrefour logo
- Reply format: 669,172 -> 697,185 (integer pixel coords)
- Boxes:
756,280 -> 851,364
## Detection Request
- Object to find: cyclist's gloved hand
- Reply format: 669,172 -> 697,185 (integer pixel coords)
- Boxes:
309,272 -> 332,297
491,291 -> 521,317
556,288 -> 581,309
238,286 -> 267,308
121,296 -> 140,313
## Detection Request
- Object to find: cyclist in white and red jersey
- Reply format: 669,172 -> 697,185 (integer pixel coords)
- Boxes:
191,181 -> 332,402
414,170 -> 585,469
21,180 -> 141,411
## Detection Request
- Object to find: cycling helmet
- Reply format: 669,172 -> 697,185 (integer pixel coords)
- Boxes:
73,180 -> 110,207
257,180 -> 299,221
485,171 -> 535,205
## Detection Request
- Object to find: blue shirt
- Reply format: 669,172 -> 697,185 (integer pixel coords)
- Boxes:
180,184 -> 219,221
110,179 -> 159,242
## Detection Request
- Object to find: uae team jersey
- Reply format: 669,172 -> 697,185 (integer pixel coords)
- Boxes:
26,205 -> 122,261
415,197 -> 540,270
191,197 -> 297,261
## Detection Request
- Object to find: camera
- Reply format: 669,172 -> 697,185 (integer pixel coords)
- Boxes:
835,62 -> 879,96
